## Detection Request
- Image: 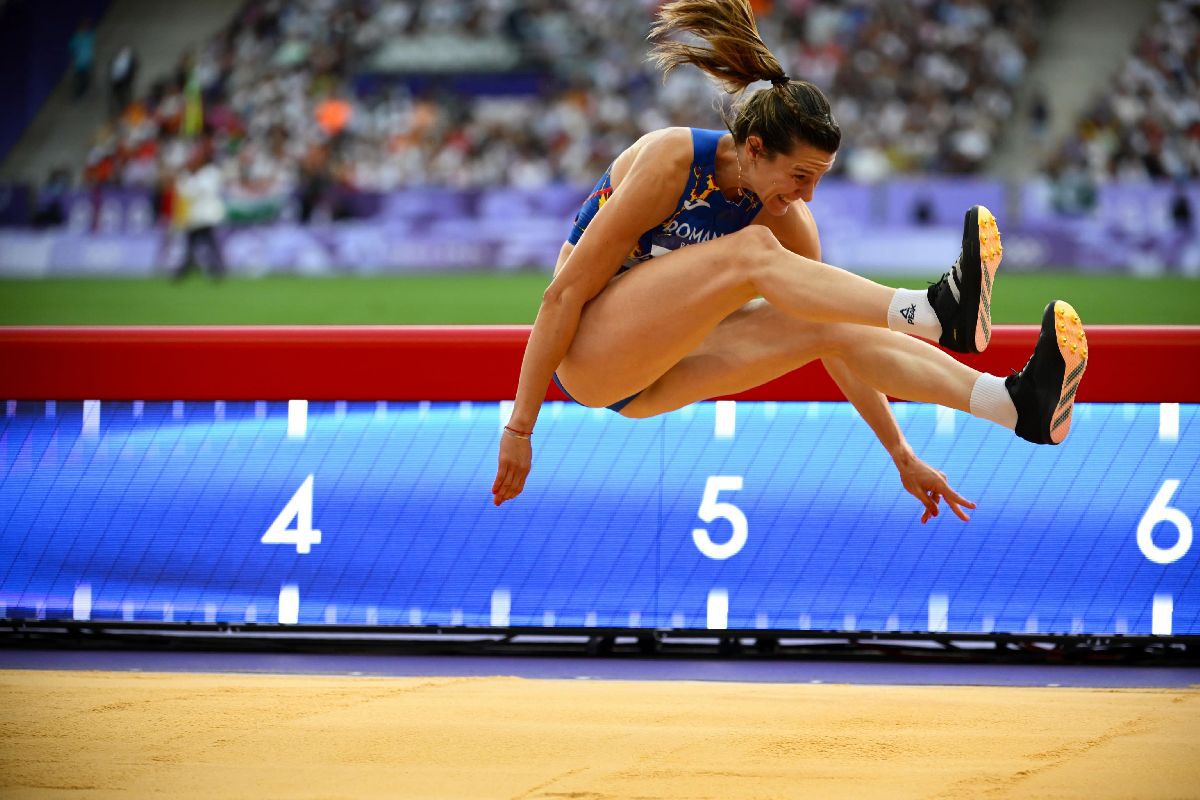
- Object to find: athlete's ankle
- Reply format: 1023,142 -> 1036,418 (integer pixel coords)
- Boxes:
969,373 -> 1017,430
886,288 -> 940,341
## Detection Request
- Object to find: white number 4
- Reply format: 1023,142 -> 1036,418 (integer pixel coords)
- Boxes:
693,476 -> 747,560
262,475 -> 322,555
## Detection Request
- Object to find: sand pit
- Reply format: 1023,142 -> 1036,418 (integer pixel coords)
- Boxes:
1,669 -> 1198,799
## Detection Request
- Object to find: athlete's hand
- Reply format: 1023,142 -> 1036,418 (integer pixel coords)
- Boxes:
493,433 -> 532,506
894,451 -> 975,523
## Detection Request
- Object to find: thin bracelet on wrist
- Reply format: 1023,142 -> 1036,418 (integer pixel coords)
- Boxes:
503,425 -> 532,440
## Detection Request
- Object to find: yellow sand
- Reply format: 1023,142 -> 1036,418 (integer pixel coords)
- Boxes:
1,670 -> 1198,799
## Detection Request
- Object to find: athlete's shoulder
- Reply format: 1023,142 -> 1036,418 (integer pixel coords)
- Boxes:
629,127 -> 694,167
612,127 -> 694,189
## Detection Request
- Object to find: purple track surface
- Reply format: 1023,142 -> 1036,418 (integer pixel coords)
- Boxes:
2,650 -> 1198,688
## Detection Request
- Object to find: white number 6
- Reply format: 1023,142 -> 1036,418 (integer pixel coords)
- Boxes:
693,476 -> 747,560
1137,479 -> 1192,565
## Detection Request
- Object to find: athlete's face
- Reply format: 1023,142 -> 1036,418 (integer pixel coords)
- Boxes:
745,137 -> 836,216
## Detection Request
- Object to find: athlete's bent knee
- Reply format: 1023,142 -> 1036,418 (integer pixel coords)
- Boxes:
726,225 -> 784,280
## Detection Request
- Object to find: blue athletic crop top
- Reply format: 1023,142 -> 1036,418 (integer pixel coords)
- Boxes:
567,128 -> 762,272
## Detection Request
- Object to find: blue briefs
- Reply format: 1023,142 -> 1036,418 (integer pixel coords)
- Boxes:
552,372 -> 640,414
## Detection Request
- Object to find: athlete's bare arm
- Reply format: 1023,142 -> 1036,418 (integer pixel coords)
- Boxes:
492,130 -> 693,506
758,203 -> 975,523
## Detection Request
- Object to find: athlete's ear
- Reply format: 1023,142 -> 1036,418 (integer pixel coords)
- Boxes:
746,135 -> 764,161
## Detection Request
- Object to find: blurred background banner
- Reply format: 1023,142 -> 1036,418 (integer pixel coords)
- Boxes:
0,0 -> 1197,282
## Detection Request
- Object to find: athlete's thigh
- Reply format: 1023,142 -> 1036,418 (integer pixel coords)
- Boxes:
557,230 -> 761,405
618,298 -> 850,417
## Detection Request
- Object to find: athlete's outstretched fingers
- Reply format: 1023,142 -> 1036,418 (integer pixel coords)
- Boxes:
937,477 -> 975,522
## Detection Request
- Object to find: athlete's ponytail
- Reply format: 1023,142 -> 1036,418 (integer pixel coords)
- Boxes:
649,0 -> 841,156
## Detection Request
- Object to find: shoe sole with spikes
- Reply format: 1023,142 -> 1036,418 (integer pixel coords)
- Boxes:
930,205 -> 1003,354
1006,300 -> 1088,445
1048,300 -> 1088,444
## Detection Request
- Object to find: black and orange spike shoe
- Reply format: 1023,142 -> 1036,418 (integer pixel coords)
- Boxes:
928,205 -> 1003,354
1006,300 -> 1089,445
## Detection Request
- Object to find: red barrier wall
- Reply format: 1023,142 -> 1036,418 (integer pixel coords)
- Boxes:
1,325 -> 1197,402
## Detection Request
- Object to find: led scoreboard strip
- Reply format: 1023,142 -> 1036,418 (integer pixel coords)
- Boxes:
1,326 -> 1197,636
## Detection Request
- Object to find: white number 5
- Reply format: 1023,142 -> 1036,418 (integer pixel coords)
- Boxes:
693,476 -> 747,560
262,475 -> 322,555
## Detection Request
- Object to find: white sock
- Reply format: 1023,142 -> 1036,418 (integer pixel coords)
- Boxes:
887,288 -> 940,341
969,373 -> 1017,430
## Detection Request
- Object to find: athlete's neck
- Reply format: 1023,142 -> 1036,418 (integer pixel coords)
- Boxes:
714,134 -> 748,202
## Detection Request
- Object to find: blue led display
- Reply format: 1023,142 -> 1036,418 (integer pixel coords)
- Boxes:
1,399 -> 1196,635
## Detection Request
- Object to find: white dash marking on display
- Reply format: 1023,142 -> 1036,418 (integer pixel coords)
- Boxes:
551,400 -> 563,417
324,605 -> 338,625
806,401 -> 819,419
1160,403 -> 1180,442
204,603 -> 217,623
543,610 -> 556,627
408,608 -> 422,625
928,593 -> 949,632
45,400 -> 56,419
214,401 -> 226,422
287,400 -> 308,439
458,400 -> 473,419
163,603 -> 174,622
715,400 -> 736,439
418,400 -> 430,418
1024,615 -> 1039,634
671,613 -> 685,628
706,588 -> 729,630
132,401 -> 143,419
375,400 -> 388,419
122,601 -> 135,621
334,400 -> 347,420
1152,594 -> 1173,636
255,401 -> 267,420
584,612 -> 598,627
5,400 -> 15,417
277,586 -> 299,625
450,608 -> 463,626
628,611 -> 641,627
72,583 -> 92,621
763,401 -> 777,419
1115,616 -> 1129,634
680,404 -> 695,421
1071,616 -> 1084,634
82,400 -> 100,438
798,613 -> 812,629
982,615 -> 995,633
366,606 -> 379,625
886,614 -> 900,631
490,589 -> 511,627
843,613 -> 857,631
936,405 -> 956,437
172,401 -> 184,420
244,605 -> 257,623
755,613 -> 769,629
499,400 -> 514,429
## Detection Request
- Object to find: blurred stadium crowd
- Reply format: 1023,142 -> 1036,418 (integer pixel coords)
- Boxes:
1052,0 -> 1199,183
76,0 -> 1052,217
3,0 -> 1196,279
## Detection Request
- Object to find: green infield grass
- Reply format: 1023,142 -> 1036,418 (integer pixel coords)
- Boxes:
1,272 -> 1197,325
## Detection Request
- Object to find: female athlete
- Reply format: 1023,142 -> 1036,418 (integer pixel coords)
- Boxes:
492,0 -> 1088,522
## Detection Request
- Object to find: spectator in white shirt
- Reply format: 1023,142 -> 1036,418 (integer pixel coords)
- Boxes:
172,141 -> 228,281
